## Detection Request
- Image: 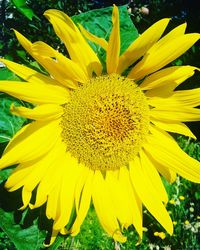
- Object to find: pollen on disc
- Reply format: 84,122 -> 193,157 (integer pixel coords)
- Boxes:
61,74 -> 149,171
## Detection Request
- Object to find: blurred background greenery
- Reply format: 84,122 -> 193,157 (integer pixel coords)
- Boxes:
0,0 -> 200,249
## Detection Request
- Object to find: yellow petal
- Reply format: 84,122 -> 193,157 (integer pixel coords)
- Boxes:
44,9 -> 102,77
0,58 -> 61,86
53,153 -> 81,230
5,162 -> 36,191
0,119 -> 61,169
140,66 -> 197,91
146,126 -> 200,183
20,188 -> 32,210
169,88 -> 200,107
143,152 -> 176,183
92,170 -> 126,243
31,138 -> 68,211
106,170 -> 129,226
46,183 -> 61,220
0,81 -> 69,105
79,24 -> 108,51
119,167 -> 143,237
10,104 -> 63,121
5,138 -> 64,192
74,166 -> 90,214
151,118 -> 196,139
150,107 -> 200,122
106,168 -> 143,238
146,23 -> 187,55
14,30 -> 77,89
129,157 -> 173,235
106,5 -> 120,74
13,29 -> 33,56
35,55 -> 76,89
45,141 -> 71,220
6,159 -> 47,192
140,150 -> 168,203
147,87 -> 200,108
117,18 -> 170,74
32,41 -> 88,85
32,158 -> 63,209
129,33 -> 200,80
70,169 -> 94,236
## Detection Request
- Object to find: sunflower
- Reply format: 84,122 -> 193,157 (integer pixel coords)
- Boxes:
0,5 -> 200,246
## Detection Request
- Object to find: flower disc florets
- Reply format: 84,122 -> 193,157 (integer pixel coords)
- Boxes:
61,74 -> 149,170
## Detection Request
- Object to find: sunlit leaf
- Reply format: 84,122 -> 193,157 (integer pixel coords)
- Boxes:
11,0 -> 39,20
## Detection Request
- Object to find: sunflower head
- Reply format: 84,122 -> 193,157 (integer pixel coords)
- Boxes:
0,4 -> 200,247
61,74 -> 149,171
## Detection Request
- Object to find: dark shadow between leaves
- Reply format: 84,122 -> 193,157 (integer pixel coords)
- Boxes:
0,182 -> 56,248
0,182 -> 23,211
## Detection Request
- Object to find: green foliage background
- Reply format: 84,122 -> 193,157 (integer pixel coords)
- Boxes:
0,0 -> 200,249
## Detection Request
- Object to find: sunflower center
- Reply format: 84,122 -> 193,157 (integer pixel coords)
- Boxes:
61,74 -> 149,171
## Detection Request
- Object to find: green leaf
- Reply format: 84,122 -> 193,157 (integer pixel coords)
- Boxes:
0,208 -> 46,250
0,168 -> 13,184
72,5 -> 138,67
195,191 -> 200,200
0,184 -> 52,250
16,50 -> 27,61
11,0 -> 39,20
0,96 -> 26,143
0,68 -> 26,143
0,68 -> 20,81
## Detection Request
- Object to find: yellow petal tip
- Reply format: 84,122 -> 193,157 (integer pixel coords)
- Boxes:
113,230 -> 127,243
